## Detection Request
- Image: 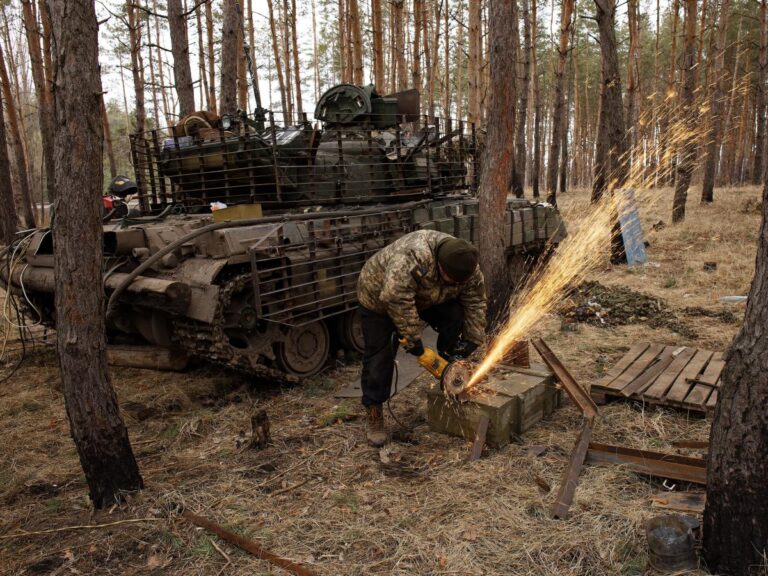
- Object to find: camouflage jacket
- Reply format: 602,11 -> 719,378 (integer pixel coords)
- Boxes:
357,230 -> 487,346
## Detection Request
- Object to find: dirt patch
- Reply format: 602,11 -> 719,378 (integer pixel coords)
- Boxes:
561,281 -> 698,338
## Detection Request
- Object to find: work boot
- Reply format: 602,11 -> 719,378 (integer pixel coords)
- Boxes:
366,404 -> 387,447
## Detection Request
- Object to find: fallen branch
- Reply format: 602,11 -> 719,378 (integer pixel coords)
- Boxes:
0,517 -> 162,540
182,511 -> 318,576
269,477 -> 316,497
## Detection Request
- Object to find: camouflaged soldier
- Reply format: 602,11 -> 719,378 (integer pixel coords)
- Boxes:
356,230 -> 487,446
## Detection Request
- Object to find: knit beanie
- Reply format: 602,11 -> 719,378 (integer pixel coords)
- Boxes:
437,237 -> 479,282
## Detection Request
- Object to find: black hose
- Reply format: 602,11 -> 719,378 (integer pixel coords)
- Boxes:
105,200 -> 427,323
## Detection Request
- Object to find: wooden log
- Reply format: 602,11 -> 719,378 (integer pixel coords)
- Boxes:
107,345 -> 189,371
249,409 -> 271,449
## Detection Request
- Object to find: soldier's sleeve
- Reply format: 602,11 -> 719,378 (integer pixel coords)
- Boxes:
459,269 -> 487,346
378,254 -> 423,344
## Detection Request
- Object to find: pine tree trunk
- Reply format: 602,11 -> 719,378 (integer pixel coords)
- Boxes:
0,42 -> 34,228
348,0 -> 363,86
701,0 -> 731,203
168,0 -> 196,117
626,0 -> 641,167
279,0 -> 294,120
479,0 -> 516,325
127,2 -> 146,133
151,0 -> 171,123
442,3 -> 451,118
49,0 -> 143,509
545,0 -> 574,205
0,85 -> 18,244
101,96 -> 117,180
311,0 -> 320,100
467,0 -> 481,126
393,0 -> 406,91
220,0 -> 239,115
672,0 -> 697,222
659,0 -> 680,185
371,0 -> 385,91
412,0 -> 422,94
559,41 -> 574,195
753,0 -> 767,185
512,0 -> 531,198
21,0 -> 54,205
290,0 -> 303,116
592,0 -> 627,203
704,173 -> 768,576
531,0 -> 541,198
205,0 -> 217,114
237,25 -> 248,110
267,0 -> 288,119
196,4 -> 209,109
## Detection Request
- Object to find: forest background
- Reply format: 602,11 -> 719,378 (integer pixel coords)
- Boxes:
1,0 -> 764,226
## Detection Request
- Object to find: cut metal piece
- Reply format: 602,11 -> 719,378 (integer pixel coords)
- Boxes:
442,360 -> 472,396
531,338 -> 599,419
551,419 -> 594,519
585,442 -> 706,485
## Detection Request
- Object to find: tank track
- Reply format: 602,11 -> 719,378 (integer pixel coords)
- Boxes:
170,273 -> 300,383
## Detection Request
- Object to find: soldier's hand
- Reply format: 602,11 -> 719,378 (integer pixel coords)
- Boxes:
405,339 -> 425,357
451,340 -> 478,358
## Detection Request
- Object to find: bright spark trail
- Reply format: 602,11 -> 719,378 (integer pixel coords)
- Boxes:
466,96 -> 710,389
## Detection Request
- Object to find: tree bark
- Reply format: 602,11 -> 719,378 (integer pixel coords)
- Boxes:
205,0 -> 217,114
371,0 -> 385,91
626,0 -> 641,167
531,0 -> 541,198
195,3 -> 208,108
479,0 -> 517,326
0,85 -> 18,244
127,1 -> 146,133
467,0 -> 481,126
545,0 -> 574,205
754,0 -> 767,185
101,95 -> 117,180
672,0 -> 697,222
348,0 -> 363,86
21,0 -> 54,205
591,0 -> 627,203
49,0 -> 143,509
512,0 -> 532,198
220,0 -> 239,115
412,0 -> 422,95
290,0 -> 303,116
704,170 -> 768,576
0,42 -> 35,228
267,0 -> 288,119
701,0 -> 731,203
392,0 -> 406,92
168,0 -> 195,117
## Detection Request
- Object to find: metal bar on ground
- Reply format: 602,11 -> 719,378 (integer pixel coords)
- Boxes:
531,338 -> 599,419
551,419 -> 593,519
182,511 -> 318,576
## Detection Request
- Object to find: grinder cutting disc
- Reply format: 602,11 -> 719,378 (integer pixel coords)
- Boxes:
441,360 -> 472,396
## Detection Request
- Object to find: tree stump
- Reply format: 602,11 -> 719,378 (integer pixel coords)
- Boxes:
249,410 -> 270,449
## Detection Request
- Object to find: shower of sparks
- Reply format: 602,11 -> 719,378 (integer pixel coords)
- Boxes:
466,98 -> 712,389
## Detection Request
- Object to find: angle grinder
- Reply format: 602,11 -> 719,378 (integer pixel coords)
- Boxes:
400,339 -> 472,396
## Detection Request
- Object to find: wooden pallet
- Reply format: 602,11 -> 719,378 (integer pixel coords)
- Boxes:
591,344 -> 724,413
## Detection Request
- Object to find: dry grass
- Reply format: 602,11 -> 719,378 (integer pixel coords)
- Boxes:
0,186 -> 760,575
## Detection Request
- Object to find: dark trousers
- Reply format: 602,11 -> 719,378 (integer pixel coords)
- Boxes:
359,300 -> 464,407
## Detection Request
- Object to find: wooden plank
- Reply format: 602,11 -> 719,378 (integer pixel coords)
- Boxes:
642,347 -> 697,400
666,349 -> 714,404
595,344 -> 650,388
531,338 -> 599,419
604,344 -> 664,392
586,442 -> 707,485
618,346 -> 678,397
698,352 -> 725,385
706,388 -> 719,410
651,492 -> 706,514
551,420 -> 593,519
467,415 -> 490,462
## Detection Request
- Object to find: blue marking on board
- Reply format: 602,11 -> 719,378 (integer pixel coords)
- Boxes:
617,189 -> 647,266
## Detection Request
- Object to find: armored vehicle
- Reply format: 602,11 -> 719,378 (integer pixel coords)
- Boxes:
1,85 -> 565,380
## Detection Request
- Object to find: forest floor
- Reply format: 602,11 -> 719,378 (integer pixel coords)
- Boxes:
0,186 -> 762,576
